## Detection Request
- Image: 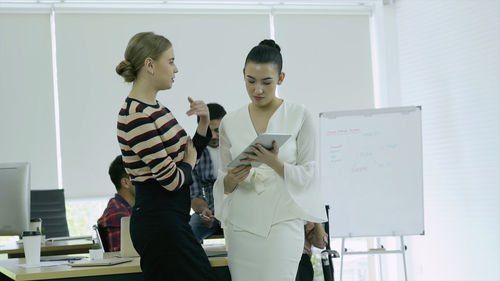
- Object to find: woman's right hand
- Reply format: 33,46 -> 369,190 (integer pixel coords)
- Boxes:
183,137 -> 197,169
224,165 -> 251,194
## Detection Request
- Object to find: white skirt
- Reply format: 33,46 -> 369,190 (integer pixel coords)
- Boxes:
224,219 -> 304,281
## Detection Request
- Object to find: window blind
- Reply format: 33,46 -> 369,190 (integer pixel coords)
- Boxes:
55,13 -> 269,198
0,13 -> 58,190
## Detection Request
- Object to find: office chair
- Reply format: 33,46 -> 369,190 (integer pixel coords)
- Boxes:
92,224 -> 108,252
30,189 -> 70,238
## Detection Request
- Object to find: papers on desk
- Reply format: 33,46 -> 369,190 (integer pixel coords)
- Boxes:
45,235 -> 93,242
16,257 -> 132,269
41,255 -> 85,262
202,243 -> 226,250
70,257 -> 133,267
203,243 -> 227,257
205,251 -> 227,257
16,235 -> 93,244
18,261 -> 69,268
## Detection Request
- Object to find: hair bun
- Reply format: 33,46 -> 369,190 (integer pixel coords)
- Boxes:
259,39 -> 281,52
122,59 -> 132,67
115,59 -> 136,82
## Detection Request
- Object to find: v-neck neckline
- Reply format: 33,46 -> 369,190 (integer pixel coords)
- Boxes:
247,100 -> 284,137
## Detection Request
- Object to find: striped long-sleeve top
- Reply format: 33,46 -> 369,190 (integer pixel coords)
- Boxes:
117,97 -> 210,191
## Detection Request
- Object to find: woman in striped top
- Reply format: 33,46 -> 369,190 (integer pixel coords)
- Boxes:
115,32 -> 216,281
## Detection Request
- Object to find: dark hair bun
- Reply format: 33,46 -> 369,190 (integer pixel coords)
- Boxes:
259,39 -> 281,52
245,39 -> 283,73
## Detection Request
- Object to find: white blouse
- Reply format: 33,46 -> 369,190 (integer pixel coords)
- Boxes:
213,101 -> 326,237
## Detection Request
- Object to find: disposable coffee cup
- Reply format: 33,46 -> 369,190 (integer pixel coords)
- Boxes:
22,231 -> 41,265
29,218 -> 42,232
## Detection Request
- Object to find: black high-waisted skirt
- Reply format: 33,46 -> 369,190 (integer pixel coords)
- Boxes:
130,179 -> 216,281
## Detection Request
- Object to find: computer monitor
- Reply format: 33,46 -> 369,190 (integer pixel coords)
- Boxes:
0,162 -> 30,236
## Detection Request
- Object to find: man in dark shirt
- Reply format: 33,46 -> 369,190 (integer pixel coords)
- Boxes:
189,103 -> 226,242
296,222 -> 328,281
97,155 -> 135,252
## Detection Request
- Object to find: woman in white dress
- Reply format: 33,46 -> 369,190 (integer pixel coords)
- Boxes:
213,39 -> 326,281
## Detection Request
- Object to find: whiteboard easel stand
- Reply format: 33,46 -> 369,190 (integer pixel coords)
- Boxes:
339,235 -> 408,281
376,237 -> 384,281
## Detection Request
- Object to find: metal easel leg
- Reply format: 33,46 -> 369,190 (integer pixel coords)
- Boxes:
376,237 -> 384,281
340,238 -> 345,281
400,236 -> 408,281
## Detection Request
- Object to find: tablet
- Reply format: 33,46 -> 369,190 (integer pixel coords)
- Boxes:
227,133 -> 292,168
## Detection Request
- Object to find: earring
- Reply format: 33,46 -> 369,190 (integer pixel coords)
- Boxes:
151,70 -> 154,76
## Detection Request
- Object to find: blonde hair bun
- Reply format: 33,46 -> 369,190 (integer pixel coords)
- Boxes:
116,60 -> 136,82
115,32 -> 172,83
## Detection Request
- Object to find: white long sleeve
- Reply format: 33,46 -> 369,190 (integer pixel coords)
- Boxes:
213,116 -> 234,228
283,108 -> 327,223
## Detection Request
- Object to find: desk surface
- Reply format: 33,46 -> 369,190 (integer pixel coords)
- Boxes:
0,250 -> 228,281
0,239 -> 93,258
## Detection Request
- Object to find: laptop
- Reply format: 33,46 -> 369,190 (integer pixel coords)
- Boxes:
120,216 -> 139,257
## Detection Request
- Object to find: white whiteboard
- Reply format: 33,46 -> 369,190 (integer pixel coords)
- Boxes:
319,106 -> 424,238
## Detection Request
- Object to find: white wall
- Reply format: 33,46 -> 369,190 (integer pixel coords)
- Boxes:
382,0 -> 500,280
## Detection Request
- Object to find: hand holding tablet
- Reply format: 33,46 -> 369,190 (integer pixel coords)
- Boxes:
227,133 -> 292,168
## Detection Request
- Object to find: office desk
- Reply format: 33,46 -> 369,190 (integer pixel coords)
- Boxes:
0,239 -> 94,259
0,251 -> 230,281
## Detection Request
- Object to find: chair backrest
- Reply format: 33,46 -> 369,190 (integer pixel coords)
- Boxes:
93,224 -> 108,252
30,189 -> 69,238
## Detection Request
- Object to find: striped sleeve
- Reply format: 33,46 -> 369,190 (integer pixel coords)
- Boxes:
119,112 -> 190,191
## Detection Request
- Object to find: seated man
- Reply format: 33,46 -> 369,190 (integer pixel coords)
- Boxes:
296,222 -> 329,281
189,103 -> 226,243
97,155 -> 135,252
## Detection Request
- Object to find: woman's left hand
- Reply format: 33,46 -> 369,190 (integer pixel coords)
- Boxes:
243,141 -> 279,167
243,141 -> 285,178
